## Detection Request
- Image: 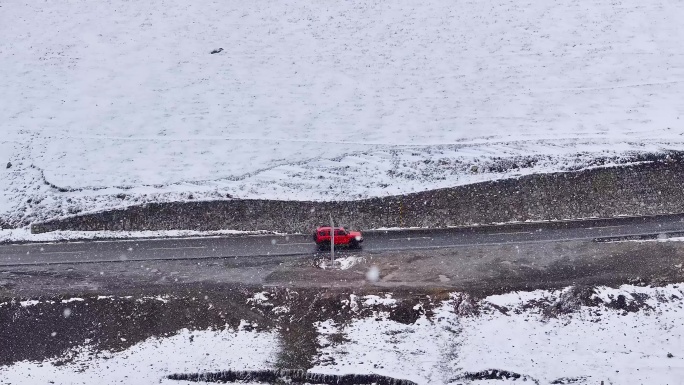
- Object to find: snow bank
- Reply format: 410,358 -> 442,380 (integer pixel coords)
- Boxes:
0,228 -> 273,244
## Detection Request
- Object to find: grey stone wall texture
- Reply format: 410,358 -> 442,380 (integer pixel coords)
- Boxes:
31,160 -> 684,234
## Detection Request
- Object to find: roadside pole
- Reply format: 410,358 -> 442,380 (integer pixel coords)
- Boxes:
329,214 -> 335,263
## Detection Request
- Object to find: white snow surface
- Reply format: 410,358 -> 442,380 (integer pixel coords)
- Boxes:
316,256 -> 366,270
2,0 -> 684,226
247,292 -> 272,307
362,294 -> 397,307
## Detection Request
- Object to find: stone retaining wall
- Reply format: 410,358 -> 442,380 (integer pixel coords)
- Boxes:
31,161 -> 684,234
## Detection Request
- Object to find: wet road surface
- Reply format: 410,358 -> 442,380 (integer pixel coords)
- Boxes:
2,214 -> 684,266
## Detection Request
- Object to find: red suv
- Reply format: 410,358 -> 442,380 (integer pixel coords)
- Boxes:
313,227 -> 363,249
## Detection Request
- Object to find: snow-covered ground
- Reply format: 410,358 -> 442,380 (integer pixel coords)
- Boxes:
0,228 -> 276,244
2,284 -> 683,384
0,324 -> 278,385
457,285 -> 684,384
2,0 -> 684,226
314,285 -> 684,384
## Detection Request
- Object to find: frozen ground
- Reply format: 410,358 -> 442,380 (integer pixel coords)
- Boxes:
2,0 -> 684,227
2,284 -> 683,384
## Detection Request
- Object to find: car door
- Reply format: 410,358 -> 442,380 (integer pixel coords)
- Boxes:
319,229 -> 330,243
334,229 -> 347,245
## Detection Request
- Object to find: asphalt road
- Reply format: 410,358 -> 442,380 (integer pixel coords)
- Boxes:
2,214 -> 684,267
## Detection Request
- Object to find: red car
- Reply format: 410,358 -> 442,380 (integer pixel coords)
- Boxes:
313,226 -> 363,249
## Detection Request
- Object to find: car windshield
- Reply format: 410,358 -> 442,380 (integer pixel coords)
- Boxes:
1,0 -> 681,383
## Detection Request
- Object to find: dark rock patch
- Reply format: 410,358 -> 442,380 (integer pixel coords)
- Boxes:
605,293 -> 653,313
550,376 -> 589,384
452,369 -> 539,384
168,369 -> 417,385
544,286 -> 600,317
452,293 -> 480,317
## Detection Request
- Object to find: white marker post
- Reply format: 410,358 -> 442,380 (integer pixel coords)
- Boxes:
329,214 -> 335,263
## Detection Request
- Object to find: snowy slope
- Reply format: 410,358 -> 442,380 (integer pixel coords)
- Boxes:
0,325 -> 278,385
314,285 -> 684,384
456,285 -> 684,384
2,0 -> 684,225
2,284 -> 683,384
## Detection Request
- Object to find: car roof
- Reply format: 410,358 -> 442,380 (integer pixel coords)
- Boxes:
316,226 -> 346,230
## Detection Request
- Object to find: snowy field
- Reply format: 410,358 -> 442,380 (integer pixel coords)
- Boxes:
2,0 -> 684,226
1,284 -> 683,384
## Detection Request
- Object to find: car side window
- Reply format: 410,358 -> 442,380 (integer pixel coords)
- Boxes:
335,230 -> 345,236
319,230 -> 329,236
